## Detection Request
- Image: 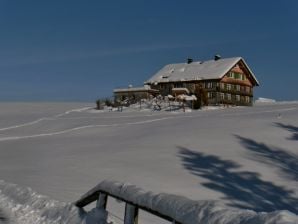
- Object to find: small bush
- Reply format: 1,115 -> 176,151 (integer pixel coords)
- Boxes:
105,98 -> 113,107
193,84 -> 208,109
95,99 -> 101,110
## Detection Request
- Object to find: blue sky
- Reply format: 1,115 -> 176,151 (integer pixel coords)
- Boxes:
0,0 -> 297,101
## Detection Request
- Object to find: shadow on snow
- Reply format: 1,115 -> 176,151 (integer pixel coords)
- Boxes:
275,122 -> 298,141
0,209 -> 8,223
235,135 -> 298,181
178,146 -> 298,213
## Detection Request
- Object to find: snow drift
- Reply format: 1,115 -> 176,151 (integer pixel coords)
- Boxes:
77,180 -> 298,224
0,180 -> 112,224
255,97 -> 276,103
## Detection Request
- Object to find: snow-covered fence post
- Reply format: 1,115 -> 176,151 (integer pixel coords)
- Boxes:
96,192 -> 108,210
124,203 -> 138,224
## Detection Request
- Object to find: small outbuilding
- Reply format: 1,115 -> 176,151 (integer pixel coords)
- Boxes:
113,85 -> 159,102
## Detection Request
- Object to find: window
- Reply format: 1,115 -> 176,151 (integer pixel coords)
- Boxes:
227,84 -> 231,91
228,72 -> 246,80
246,86 -> 251,93
220,93 -> 224,100
207,82 -> 215,89
174,83 -> 183,88
208,92 -> 215,99
236,85 -> 240,91
236,95 -> 240,101
220,83 -> 225,89
227,93 -> 231,101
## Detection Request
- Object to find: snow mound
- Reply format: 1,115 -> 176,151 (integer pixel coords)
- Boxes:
78,180 -> 298,224
0,180 -> 113,224
255,97 -> 276,103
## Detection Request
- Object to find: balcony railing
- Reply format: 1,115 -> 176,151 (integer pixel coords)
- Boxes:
218,88 -> 253,96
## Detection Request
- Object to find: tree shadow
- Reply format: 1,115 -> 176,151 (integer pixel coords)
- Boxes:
0,209 -> 8,223
235,135 -> 298,181
275,122 -> 298,141
178,146 -> 298,213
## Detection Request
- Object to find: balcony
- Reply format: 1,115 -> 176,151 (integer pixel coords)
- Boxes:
218,88 -> 253,97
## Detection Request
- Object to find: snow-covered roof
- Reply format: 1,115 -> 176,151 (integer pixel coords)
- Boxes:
145,57 -> 259,85
177,94 -> 197,101
172,87 -> 190,94
114,85 -> 159,93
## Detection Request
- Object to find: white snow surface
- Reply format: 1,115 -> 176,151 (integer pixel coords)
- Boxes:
0,102 -> 298,223
0,180 -> 114,224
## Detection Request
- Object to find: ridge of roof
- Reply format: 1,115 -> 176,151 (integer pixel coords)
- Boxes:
165,57 -> 242,67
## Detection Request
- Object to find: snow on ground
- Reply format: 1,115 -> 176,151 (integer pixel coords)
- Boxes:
0,180 -> 85,224
0,180 -> 117,224
0,102 -> 298,223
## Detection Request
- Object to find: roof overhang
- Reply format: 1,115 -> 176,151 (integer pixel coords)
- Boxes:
238,58 -> 260,86
114,87 -> 159,94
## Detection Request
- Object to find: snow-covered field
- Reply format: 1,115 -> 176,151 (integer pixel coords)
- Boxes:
0,102 -> 298,223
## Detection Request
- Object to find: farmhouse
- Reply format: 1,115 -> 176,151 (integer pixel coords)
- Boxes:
145,56 -> 259,106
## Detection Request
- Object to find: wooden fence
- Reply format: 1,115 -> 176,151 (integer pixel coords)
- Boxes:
74,181 -> 182,224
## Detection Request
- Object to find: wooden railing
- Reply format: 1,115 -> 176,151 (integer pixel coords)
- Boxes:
74,180 -> 182,224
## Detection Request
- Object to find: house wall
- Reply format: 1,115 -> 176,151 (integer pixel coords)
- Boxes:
217,62 -> 254,106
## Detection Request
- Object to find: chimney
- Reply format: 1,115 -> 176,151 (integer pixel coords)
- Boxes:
187,58 -> 193,64
214,54 -> 221,61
